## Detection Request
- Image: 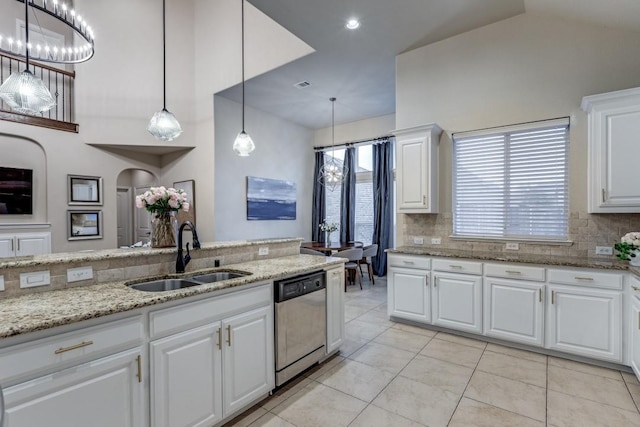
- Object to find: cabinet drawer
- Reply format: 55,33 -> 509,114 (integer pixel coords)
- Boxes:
0,316 -> 142,384
432,258 -> 482,275
388,254 -> 431,270
548,268 -> 623,290
150,283 -> 272,339
485,263 -> 545,282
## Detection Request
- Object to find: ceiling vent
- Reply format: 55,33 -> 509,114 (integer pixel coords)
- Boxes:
294,81 -> 311,89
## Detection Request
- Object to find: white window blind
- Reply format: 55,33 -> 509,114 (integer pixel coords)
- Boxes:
453,118 -> 569,240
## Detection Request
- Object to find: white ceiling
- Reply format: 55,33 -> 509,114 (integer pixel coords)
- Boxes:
217,0 -> 640,130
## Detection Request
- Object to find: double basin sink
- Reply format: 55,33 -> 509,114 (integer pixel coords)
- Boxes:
127,270 -> 251,292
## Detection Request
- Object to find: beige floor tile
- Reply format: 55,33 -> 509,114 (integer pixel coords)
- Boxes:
350,342 -> 416,374
349,404 -> 425,427
224,405 -> 268,426
338,337 -> 369,358
449,397 -> 544,427
344,304 -> 370,321
271,381 -> 367,427
547,390 -> 640,427
420,338 -> 484,369
477,350 -> 547,388
623,371 -> 640,386
355,309 -> 396,327
372,376 -> 460,427
464,371 -> 546,422
374,303 -> 388,312
628,382 -> 640,411
344,296 -> 385,311
485,343 -> 548,364
316,359 -> 395,402
548,365 -> 636,411
434,332 -> 487,349
548,356 -> 623,381
391,322 -> 437,337
304,355 -> 344,380
247,413 -> 295,427
400,354 -> 473,395
373,327 -> 432,353
344,319 -> 389,341
260,377 -> 314,411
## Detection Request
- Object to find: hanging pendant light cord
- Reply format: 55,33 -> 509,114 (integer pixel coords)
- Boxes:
24,0 -> 30,70
241,0 -> 246,132
162,0 -> 167,110
330,97 -> 336,156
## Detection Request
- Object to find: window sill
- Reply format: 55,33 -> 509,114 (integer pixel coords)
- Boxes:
449,235 -> 573,246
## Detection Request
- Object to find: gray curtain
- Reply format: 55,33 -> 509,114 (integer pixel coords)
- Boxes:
312,151 -> 326,242
340,146 -> 356,242
372,139 -> 393,276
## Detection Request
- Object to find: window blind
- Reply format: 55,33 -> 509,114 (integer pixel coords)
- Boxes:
452,119 -> 569,240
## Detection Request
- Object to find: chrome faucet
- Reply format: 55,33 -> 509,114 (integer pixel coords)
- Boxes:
176,221 -> 201,273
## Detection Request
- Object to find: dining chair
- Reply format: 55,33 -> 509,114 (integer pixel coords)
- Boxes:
333,248 -> 364,291
300,247 -> 326,256
358,244 -> 378,284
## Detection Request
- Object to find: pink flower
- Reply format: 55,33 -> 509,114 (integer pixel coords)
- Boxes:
182,202 -> 190,212
135,196 -> 145,208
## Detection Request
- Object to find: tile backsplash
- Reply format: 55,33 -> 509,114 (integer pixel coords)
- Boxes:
401,212 -> 640,258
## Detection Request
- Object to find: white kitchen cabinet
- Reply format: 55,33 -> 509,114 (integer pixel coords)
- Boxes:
631,295 -> 640,380
3,347 -> 144,427
547,284 -> 622,362
582,87 -> 640,213
0,233 -> 51,258
393,124 -> 442,213
484,277 -> 544,346
388,266 -> 431,323
432,272 -> 482,334
326,266 -> 345,355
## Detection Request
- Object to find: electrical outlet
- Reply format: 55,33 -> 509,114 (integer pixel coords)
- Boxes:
505,242 -> 519,251
595,246 -> 613,255
0,275 -> 4,291
214,259 -> 221,267
431,237 -> 442,245
67,266 -> 94,283
258,247 -> 269,256
413,237 -> 424,245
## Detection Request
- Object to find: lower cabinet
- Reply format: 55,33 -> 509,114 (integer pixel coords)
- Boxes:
631,295 -> 640,378
484,278 -> 545,347
326,266 -> 345,355
0,232 -> 51,258
4,348 -> 144,427
388,266 -> 431,323
432,272 -> 482,334
547,284 -> 622,362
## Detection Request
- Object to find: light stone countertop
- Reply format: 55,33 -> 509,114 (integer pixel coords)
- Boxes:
0,254 -> 345,339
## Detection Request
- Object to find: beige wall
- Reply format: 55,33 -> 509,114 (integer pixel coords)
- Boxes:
395,13 -> 640,253
313,114 -> 395,147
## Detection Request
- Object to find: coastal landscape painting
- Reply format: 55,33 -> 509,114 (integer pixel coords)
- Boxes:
247,176 -> 296,220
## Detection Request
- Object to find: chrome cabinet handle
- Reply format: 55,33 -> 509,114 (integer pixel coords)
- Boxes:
602,188 -> 606,203
506,270 -> 521,275
136,355 -> 142,383
425,276 -> 429,286
226,325 -> 232,347
449,265 -> 463,269
216,328 -> 222,350
538,288 -> 542,303
574,277 -> 594,281
403,261 -> 415,265
551,290 -> 555,305
54,340 -> 94,354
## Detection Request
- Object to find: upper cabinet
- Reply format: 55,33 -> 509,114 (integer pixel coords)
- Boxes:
582,87 -> 640,213
393,124 -> 442,213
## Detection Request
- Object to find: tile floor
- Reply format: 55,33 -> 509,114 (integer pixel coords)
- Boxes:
226,277 -> 640,427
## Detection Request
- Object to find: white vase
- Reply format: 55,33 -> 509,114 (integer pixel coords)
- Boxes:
630,249 -> 640,267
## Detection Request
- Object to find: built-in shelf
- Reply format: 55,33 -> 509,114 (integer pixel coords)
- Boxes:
86,143 -> 195,156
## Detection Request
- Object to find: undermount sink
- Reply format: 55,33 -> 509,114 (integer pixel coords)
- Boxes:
189,271 -> 251,283
128,279 -> 200,292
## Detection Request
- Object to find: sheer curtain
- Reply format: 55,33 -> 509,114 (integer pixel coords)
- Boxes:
372,138 -> 393,276
312,151 -> 326,242
340,146 -> 356,242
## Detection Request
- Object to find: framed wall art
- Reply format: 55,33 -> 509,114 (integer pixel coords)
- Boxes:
68,175 -> 103,205
68,210 -> 103,240
246,176 -> 296,220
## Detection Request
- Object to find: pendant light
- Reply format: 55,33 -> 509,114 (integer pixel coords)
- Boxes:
232,0 -> 255,157
0,0 -> 56,114
148,0 -> 182,141
318,97 -> 347,191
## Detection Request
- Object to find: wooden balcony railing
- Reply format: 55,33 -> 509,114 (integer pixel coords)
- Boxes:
0,51 -> 78,132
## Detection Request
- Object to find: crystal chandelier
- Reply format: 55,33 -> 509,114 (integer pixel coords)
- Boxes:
233,0 -> 255,156
0,0 -> 96,115
318,97 -> 348,191
148,0 -> 182,141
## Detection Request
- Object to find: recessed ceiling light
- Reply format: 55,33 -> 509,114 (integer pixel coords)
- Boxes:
345,18 -> 360,30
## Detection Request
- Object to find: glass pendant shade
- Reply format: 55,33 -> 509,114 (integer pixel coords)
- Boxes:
318,156 -> 345,192
147,108 -> 183,141
233,131 -> 255,156
0,70 -> 56,114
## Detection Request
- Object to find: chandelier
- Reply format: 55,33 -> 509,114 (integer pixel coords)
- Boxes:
318,97 -> 348,192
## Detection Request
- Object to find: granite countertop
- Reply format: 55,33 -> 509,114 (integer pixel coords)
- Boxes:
0,254 -> 344,339
388,246 -> 638,273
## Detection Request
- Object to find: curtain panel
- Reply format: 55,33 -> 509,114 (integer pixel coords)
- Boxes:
339,146 -> 356,242
312,151 -> 326,242
372,138 -> 393,276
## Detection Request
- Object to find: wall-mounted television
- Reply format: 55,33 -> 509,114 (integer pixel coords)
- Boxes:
0,166 -> 33,215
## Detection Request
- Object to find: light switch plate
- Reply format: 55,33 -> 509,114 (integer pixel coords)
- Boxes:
258,247 -> 269,256
20,271 -> 51,289
431,237 -> 442,245
505,242 -> 519,250
67,266 -> 94,282
0,275 -> 4,291
413,237 -> 424,245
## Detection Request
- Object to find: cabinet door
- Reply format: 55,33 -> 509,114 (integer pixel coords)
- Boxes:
433,272 -> 482,334
3,348 -> 144,427
0,235 -> 14,258
326,267 -> 345,355
223,305 -> 274,417
397,135 -> 428,211
388,267 -> 431,323
547,285 -> 622,362
632,297 -> 640,380
484,278 -> 544,346
15,233 -> 51,257
151,322 -> 223,427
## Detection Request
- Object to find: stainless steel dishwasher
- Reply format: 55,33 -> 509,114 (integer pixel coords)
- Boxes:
274,271 -> 326,386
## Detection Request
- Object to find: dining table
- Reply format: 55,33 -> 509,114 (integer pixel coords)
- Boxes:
300,241 -> 363,255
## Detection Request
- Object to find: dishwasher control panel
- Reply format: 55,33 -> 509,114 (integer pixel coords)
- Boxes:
274,271 -> 325,302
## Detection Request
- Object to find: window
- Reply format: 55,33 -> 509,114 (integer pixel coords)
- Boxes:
452,118 -> 569,241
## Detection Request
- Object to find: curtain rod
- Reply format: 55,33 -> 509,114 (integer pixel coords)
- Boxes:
451,116 -> 570,137
313,135 -> 393,151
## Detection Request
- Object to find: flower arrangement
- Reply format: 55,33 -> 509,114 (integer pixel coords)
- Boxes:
135,186 -> 189,214
319,220 -> 338,233
614,232 -> 640,261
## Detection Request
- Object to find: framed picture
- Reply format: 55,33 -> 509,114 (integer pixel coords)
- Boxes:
68,210 -> 103,240
173,179 -> 196,226
246,176 -> 296,220
68,175 -> 103,205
